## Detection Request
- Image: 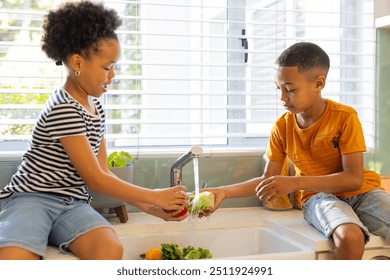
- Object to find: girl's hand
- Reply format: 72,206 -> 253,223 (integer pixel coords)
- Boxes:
149,205 -> 189,221
153,185 -> 189,211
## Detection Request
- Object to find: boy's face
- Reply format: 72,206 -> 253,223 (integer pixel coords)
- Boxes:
273,65 -> 324,115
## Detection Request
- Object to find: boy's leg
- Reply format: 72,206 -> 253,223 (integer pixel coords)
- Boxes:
353,189 -> 390,241
49,198 -> 123,260
303,192 -> 369,259
331,223 -> 365,259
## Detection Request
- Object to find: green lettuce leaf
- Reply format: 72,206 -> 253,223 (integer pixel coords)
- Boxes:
160,243 -> 213,260
189,191 -> 215,214
161,243 -> 183,260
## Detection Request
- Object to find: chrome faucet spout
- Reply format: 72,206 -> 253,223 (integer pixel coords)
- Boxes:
170,146 -> 203,187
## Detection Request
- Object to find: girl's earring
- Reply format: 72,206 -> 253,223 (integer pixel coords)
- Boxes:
75,71 -> 81,77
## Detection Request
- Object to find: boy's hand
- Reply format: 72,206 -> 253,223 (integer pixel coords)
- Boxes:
255,176 -> 292,202
196,188 -> 225,217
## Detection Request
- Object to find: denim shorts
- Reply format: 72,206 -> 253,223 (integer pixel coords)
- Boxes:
0,192 -> 112,258
303,189 -> 390,243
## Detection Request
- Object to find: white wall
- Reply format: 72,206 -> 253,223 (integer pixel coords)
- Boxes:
375,0 -> 390,28
375,0 -> 390,18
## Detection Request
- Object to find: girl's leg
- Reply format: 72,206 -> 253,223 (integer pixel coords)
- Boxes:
0,246 -> 40,260
0,193 -> 55,259
50,199 -> 123,260
68,227 -> 123,260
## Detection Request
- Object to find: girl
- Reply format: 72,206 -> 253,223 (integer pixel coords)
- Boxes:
0,1 -> 188,260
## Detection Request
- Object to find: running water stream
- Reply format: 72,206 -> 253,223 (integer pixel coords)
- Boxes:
192,157 -> 200,209
187,157 -> 200,245
185,156 -> 212,247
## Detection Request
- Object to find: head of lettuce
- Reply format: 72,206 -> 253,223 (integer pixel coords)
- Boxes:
189,191 -> 215,214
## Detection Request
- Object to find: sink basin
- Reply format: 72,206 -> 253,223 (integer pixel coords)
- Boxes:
121,226 -> 313,260
44,207 -> 316,260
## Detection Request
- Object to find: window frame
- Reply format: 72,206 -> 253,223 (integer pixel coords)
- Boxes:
0,0 -> 376,155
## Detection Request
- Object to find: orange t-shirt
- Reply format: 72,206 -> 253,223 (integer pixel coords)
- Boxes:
266,99 -> 381,209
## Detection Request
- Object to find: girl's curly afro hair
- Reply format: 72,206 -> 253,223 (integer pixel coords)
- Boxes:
41,1 -> 122,65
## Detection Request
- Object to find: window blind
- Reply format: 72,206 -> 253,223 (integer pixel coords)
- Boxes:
0,0 -> 376,155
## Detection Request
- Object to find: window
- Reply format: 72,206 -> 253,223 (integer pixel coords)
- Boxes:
0,0 -> 375,155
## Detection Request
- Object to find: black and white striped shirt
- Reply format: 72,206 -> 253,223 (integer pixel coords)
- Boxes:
0,88 -> 105,202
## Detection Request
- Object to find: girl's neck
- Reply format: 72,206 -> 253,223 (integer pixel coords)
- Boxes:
63,80 -> 96,114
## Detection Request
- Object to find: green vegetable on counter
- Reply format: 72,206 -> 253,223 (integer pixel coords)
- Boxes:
161,243 -> 212,260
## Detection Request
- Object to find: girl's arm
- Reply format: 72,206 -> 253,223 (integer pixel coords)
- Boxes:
96,136 -> 110,173
95,137 -> 188,220
60,135 -> 188,211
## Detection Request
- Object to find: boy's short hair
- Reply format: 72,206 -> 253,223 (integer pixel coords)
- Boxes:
275,42 -> 330,75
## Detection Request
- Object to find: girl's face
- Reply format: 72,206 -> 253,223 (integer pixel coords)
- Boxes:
273,65 -> 324,115
75,38 -> 121,98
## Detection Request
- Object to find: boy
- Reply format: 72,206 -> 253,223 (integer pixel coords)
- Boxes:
207,42 -> 390,259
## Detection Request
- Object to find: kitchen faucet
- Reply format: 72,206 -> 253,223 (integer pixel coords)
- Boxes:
170,146 -> 203,187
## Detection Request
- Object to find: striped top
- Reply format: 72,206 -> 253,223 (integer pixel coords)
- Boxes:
0,88 -> 105,202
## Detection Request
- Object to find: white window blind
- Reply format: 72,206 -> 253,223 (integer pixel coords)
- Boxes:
0,0 -> 376,154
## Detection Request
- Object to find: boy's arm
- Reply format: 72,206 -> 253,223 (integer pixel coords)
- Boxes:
256,152 -> 364,202
296,151 -> 363,192
206,159 -> 284,210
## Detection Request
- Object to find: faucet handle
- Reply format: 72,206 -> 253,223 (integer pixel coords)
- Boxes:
190,146 -> 203,156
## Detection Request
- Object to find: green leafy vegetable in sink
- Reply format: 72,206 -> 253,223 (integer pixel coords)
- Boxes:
183,245 -> 213,260
161,243 -> 212,260
161,243 -> 183,260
